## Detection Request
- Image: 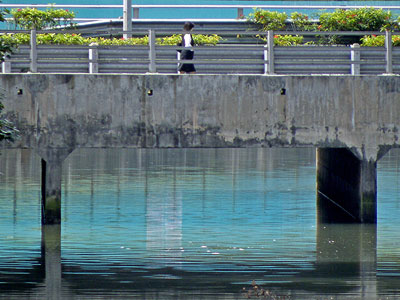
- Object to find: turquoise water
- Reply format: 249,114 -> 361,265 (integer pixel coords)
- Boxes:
2,1 -> 400,20
0,148 -> 400,299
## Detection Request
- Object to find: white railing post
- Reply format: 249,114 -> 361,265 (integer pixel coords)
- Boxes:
351,43 -> 360,75
123,0 -> 132,39
148,29 -> 156,73
2,54 -> 11,73
264,44 -> 268,74
385,30 -> 393,74
89,45 -> 99,74
177,51 -> 181,73
30,29 -> 38,73
266,30 -> 274,74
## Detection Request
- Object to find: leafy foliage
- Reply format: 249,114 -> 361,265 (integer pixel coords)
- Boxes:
11,7 -> 75,30
0,92 -> 19,143
0,7 -> 7,23
156,34 -> 222,46
0,37 -> 16,62
318,8 -> 395,31
0,3 -> 15,61
0,33 -> 222,46
273,34 -> 305,46
290,12 -> 315,31
248,9 -> 287,31
257,34 -> 310,46
361,34 -> 400,47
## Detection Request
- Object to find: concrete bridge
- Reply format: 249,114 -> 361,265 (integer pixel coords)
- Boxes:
1,73 -> 399,224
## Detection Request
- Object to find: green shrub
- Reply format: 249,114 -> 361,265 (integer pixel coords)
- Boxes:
11,7 -> 75,29
156,34 -> 221,46
95,36 -> 149,46
248,9 -> 287,31
318,8 -> 394,31
0,33 -> 222,46
0,92 -> 19,142
193,34 -> 222,45
274,34 -> 305,46
256,34 -> 307,46
361,34 -> 400,47
290,12 -> 315,31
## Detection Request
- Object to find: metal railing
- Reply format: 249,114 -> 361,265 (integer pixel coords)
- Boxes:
1,30 -> 399,75
3,3 -> 400,31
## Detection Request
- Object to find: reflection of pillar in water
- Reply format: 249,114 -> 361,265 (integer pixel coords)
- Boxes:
146,168 -> 182,265
231,149 -> 237,212
316,223 -> 377,298
41,225 -> 61,300
13,150 -> 22,225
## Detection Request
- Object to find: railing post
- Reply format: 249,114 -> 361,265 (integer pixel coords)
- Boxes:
148,29 -> 156,73
89,45 -> 99,74
266,30 -> 274,74
177,51 -> 181,73
351,43 -> 360,75
2,54 -> 11,73
385,30 -> 393,74
237,8 -> 244,19
30,29 -> 37,73
123,0 -> 132,39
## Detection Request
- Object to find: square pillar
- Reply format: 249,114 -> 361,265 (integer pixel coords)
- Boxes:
38,148 -> 74,225
316,148 -> 377,223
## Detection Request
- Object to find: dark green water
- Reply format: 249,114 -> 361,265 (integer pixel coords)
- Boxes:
0,148 -> 400,299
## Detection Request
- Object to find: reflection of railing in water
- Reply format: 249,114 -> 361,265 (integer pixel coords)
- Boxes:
2,29 -> 399,75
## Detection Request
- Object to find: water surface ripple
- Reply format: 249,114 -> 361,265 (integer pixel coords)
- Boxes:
0,148 -> 399,299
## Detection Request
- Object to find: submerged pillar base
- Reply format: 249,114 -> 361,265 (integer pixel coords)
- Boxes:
316,148 -> 377,224
38,148 -> 73,225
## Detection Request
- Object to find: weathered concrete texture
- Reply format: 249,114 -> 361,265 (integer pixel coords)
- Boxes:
1,74 -> 399,224
316,148 -> 377,223
1,74 -> 400,161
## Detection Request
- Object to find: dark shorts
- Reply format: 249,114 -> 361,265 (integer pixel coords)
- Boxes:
179,50 -> 196,73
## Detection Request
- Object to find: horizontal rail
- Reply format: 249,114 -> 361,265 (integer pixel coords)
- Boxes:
1,4 -> 123,8
4,3 -> 400,28
2,29 -> 399,76
3,4 -> 400,9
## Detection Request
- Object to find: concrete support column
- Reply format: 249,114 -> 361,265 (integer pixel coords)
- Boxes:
38,148 -> 73,225
316,148 -> 377,223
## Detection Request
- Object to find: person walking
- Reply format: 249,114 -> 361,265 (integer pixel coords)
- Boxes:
177,22 -> 196,74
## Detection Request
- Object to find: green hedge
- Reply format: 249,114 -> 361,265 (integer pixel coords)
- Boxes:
0,33 -> 222,46
248,7 -> 400,45
11,7 -> 75,30
318,8 -> 394,32
361,34 -> 400,47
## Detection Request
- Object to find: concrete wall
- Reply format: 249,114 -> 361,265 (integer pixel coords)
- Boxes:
1,74 -> 399,161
